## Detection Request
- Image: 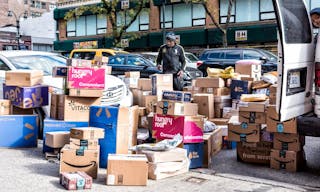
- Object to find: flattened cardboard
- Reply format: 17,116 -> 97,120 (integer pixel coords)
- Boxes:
70,127 -> 105,140
273,133 -> 305,151
107,154 -> 148,186
270,149 -> 304,172
68,89 -> 103,97
156,101 -> 198,116
60,145 -> 99,179
239,111 -> 266,124
203,128 -> 222,168
193,93 -> 214,119
45,131 -> 70,148
195,77 -> 225,88
5,70 -> 43,87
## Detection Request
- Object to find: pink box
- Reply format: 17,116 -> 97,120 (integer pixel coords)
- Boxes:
152,114 -> 204,143
67,67 -> 105,89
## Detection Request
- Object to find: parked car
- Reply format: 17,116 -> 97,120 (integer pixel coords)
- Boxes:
139,51 -> 200,69
70,48 -> 128,60
108,53 -> 203,86
197,48 -> 278,76
0,50 -> 133,138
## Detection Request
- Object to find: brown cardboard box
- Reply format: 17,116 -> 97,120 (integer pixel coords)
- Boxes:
209,118 -> 229,126
235,61 -> 261,81
138,107 -> 147,117
137,148 -> 187,163
228,116 -> 260,142
125,71 -> 140,78
68,89 -> 103,97
125,72 -> 140,88
50,94 -> 58,119
151,74 -> 173,101
200,87 -> 230,96
270,149 -> 305,172
239,111 -> 266,124
148,158 -> 189,180
12,106 -> 33,115
142,95 -> 157,114
138,78 -> 152,91
266,105 -> 297,134
60,171 -> 92,190
136,90 -> 152,106
127,106 -> 139,149
155,85 -> 173,101
69,138 -> 99,150
237,141 -> 272,165
193,93 -> 214,119
45,131 -> 70,148
107,154 -> 148,186
273,133 -> 305,151
70,127 -> 105,140
239,101 -> 269,113
0,99 -> 11,115
203,128 -> 223,168
195,77 -> 225,88
60,96 -> 101,121
131,88 -> 140,105
156,101 -> 198,116
5,70 -> 43,87
269,84 -> 277,105
60,145 -> 99,179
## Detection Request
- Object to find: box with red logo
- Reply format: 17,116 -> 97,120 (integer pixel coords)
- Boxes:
67,67 -> 105,89
152,114 -> 204,143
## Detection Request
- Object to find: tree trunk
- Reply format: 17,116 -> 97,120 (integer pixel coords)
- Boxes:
222,31 -> 228,48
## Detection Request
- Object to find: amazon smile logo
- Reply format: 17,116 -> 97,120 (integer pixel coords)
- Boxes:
63,161 -> 97,168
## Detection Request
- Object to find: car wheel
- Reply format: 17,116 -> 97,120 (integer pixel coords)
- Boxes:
34,107 -> 45,140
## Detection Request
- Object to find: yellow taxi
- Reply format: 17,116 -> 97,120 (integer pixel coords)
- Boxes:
69,48 -> 128,60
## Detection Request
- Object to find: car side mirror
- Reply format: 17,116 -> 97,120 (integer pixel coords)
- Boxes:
259,56 -> 268,63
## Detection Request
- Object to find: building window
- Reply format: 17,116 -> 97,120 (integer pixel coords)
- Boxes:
220,0 -> 275,23
161,3 -> 205,29
67,15 -> 107,37
117,9 -> 149,32
41,2 -> 46,9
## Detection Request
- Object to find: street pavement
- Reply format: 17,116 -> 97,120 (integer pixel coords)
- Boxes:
0,137 -> 320,192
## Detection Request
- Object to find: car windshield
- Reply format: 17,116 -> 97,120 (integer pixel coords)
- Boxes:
260,50 -> 278,62
185,53 -> 199,62
7,55 -> 66,76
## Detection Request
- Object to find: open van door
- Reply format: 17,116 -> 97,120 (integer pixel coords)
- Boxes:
273,0 -> 315,121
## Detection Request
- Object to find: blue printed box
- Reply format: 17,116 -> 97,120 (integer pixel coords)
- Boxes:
43,118 -> 88,153
52,66 -> 68,77
230,80 -> 252,100
184,143 -> 204,169
0,115 -> 38,148
162,91 -> 192,102
3,84 -> 49,109
89,106 -> 119,168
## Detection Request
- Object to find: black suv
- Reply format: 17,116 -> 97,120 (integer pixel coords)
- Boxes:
197,48 -> 278,76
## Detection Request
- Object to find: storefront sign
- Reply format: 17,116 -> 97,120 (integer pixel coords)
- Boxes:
73,41 -> 98,49
235,30 -> 248,41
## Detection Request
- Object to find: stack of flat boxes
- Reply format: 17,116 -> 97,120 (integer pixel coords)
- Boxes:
152,89 -> 205,169
60,127 -> 104,179
1,70 -> 47,148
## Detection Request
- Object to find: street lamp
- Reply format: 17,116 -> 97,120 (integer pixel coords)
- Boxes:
7,10 -> 28,50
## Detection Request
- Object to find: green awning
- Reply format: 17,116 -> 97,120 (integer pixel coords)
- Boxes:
54,37 -> 105,52
176,29 -> 206,46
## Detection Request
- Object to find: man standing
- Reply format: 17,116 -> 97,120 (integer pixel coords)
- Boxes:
156,32 -> 186,91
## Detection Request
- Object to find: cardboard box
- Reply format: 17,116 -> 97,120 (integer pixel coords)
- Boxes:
195,77 -> 225,88
239,100 -> 268,113
0,99 -> 11,115
45,131 -> 70,148
266,105 -> 297,134
137,147 -> 187,163
125,71 -> 140,78
0,115 -> 38,148
270,149 -> 304,172
104,66 -> 112,75
60,171 -> 92,190
273,133 -> 305,151
60,96 -> 101,122
70,59 -> 92,67
67,67 -> 105,89
89,106 -> 139,168
124,72 -> 140,88
68,89 -> 103,97
69,138 -> 99,150
230,80 -> 252,100
162,91 -> 192,102
201,87 -> 230,96
70,127 -> 105,140
151,74 -> 173,100
138,78 -> 152,91
203,128 -> 223,168
43,119 -> 89,153
50,93 -> 64,119
156,101 -> 198,116
183,86 -> 200,96
138,107 -> 147,116
5,70 -> 43,87
209,118 -> 229,126
3,85 -> 49,109
53,66 -> 68,78
228,116 -> 260,142
235,60 -> 262,81
12,106 -> 33,115
237,141 -> 272,165
107,154 -> 148,186
184,143 -> 204,169
239,111 -> 266,124
153,114 -> 204,143
143,95 -> 157,114
148,158 -> 189,180
60,145 -> 99,179
193,93 -> 214,119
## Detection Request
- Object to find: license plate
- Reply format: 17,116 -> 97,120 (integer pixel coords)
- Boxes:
289,72 -> 300,88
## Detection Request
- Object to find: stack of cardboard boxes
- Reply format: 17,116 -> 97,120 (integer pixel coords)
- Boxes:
1,70 -> 47,148
60,127 -> 104,179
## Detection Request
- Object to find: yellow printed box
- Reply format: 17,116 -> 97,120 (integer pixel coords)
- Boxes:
0,115 -> 38,147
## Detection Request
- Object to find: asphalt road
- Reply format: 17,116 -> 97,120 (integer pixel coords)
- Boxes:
0,137 -> 319,192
